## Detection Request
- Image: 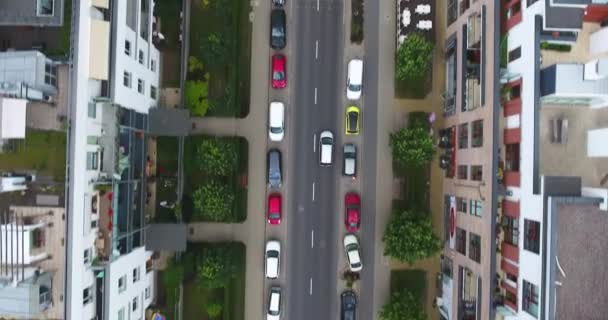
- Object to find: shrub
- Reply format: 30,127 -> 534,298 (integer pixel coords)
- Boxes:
197,243 -> 240,288
196,138 -> 239,176
389,127 -> 435,169
186,79 -> 210,116
395,33 -> 434,81
383,210 -> 442,264
540,41 -> 571,52
379,290 -> 426,320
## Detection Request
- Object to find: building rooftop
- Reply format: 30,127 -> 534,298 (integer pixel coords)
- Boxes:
0,0 -> 64,26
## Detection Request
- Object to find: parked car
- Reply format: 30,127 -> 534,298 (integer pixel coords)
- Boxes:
267,286 -> 282,320
346,59 -> 363,100
319,130 -> 334,166
272,0 -> 285,6
271,54 -> 287,89
344,193 -> 360,232
343,234 -> 362,272
268,149 -> 282,188
270,9 -> 286,49
265,240 -> 281,279
341,290 -> 358,320
267,193 -> 282,225
343,143 -> 357,177
345,106 -> 360,135
268,102 -> 285,141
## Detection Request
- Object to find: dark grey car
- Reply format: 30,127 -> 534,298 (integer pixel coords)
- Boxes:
341,290 -> 357,320
268,149 -> 282,188
270,9 -> 286,49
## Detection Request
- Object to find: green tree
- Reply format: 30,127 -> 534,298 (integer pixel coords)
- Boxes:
186,79 -> 210,116
379,290 -> 426,320
395,33 -> 434,81
389,127 -> 435,169
188,56 -> 205,74
192,180 -> 235,221
196,138 -> 238,175
383,211 -> 441,264
206,299 -> 223,318
197,243 -> 239,288
200,32 -> 234,65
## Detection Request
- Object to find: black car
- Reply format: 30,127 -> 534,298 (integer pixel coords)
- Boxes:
268,149 -> 282,188
270,9 -> 286,49
341,290 -> 357,320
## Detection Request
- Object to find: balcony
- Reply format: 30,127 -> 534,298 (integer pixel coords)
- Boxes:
502,200 -> 520,218
503,0 -> 522,33
448,0 -> 458,26
501,242 -> 519,262
459,268 -> 480,320
503,171 -> 521,187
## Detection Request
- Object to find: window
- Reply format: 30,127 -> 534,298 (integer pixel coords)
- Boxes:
39,286 -> 50,305
456,228 -> 466,255
138,50 -> 144,64
458,123 -> 469,149
524,219 -> 540,254
502,216 -> 519,245
457,165 -> 468,179
151,59 -> 157,72
522,280 -> 539,317
469,232 -> 481,263
118,275 -> 127,293
86,152 -> 98,170
506,272 -> 517,283
508,46 -> 521,62
37,0 -> 54,16
118,308 -> 125,320
470,165 -> 483,181
132,297 -> 138,311
125,40 -> 131,56
91,219 -> 98,229
471,120 -> 483,147
505,290 -> 517,307
133,267 -> 140,283
469,200 -> 482,217
145,286 -> 151,299
150,86 -> 157,99
84,248 -> 92,265
83,286 -> 93,305
123,71 -> 132,88
456,197 -> 467,213
138,79 -> 144,94
88,103 -> 96,118
44,63 -> 57,86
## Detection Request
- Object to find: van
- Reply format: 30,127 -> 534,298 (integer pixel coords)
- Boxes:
319,130 -> 334,166
268,149 -> 282,188
346,59 -> 363,100
268,102 -> 285,141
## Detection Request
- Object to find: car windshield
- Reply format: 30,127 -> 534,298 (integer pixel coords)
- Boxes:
272,28 -> 284,37
273,71 -> 285,81
267,250 -> 279,258
349,83 -> 361,91
270,126 -> 282,134
269,213 -> 280,219
348,113 -> 358,131
321,137 -> 333,145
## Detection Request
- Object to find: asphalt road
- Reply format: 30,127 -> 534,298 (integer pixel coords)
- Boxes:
286,0 -> 344,319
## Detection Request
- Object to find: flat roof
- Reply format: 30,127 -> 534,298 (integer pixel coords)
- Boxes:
0,0 -> 64,26
0,97 -> 26,139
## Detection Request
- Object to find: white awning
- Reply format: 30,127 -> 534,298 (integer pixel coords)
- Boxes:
89,19 -> 110,80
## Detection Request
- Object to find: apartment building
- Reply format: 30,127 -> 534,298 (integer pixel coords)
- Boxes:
494,0 -> 608,319
436,0 -> 500,319
66,0 -> 160,319
0,0 -> 64,26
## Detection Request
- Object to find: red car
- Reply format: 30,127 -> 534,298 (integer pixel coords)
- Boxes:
271,54 -> 286,89
344,193 -> 360,232
268,193 -> 282,225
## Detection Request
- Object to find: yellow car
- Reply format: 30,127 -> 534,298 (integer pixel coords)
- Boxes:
345,106 -> 360,135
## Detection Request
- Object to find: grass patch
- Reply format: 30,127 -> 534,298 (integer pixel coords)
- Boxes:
351,0 -> 364,43
0,130 -> 66,182
188,0 -> 251,117
390,270 -> 427,303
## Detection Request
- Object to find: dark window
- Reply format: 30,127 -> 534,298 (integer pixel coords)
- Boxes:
469,200 -> 482,217
469,232 -> 481,263
503,216 -> 519,246
471,120 -> 483,147
456,228 -> 466,255
457,165 -> 468,180
505,290 -> 517,306
471,165 -> 483,181
524,219 -> 540,254
458,123 -> 469,149
88,103 -> 96,118
522,280 -> 539,317
125,40 -> 131,56
456,197 -> 467,213
506,272 -> 517,283
508,47 -> 521,62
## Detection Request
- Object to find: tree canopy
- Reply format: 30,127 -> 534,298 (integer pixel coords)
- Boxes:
383,210 -> 442,264
196,138 -> 239,175
186,79 -> 210,117
389,126 -> 435,169
197,243 -> 240,288
192,180 -> 235,221
379,290 -> 426,320
395,33 -> 434,81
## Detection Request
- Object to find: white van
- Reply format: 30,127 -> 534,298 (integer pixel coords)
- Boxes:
267,287 -> 282,320
346,59 -> 363,100
319,130 -> 334,166
268,102 -> 285,141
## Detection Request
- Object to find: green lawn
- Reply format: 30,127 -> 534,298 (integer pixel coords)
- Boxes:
156,136 -> 179,176
390,270 -> 428,302
188,0 -> 251,117
0,130 -> 66,182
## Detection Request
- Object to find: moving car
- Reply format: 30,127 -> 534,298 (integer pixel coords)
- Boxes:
343,143 -> 357,177
268,149 -> 282,188
319,130 -> 334,166
268,102 -> 285,141
271,54 -> 287,89
341,290 -> 358,320
267,286 -> 282,320
270,9 -> 286,49
346,59 -> 363,100
265,240 -> 281,279
345,106 -> 360,135
267,193 -> 282,225
343,234 -> 362,272
344,193 -> 361,232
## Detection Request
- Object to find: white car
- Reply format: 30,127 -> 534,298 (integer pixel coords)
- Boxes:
346,59 -> 363,100
269,102 -> 285,141
265,240 -> 281,279
343,234 -> 362,272
319,130 -> 334,166
267,286 -> 282,320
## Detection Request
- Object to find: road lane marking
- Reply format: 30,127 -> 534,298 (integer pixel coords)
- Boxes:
317,0 -> 319,11
314,87 -> 318,104
315,40 -> 319,59
309,277 -> 313,295
312,182 -> 316,201
311,230 -> 314,248
313,134 -> 317,152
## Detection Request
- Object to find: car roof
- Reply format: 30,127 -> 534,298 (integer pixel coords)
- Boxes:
344,143 -> 356,153
344,234 -> 358,246
269,102 -> 284,126
266,240 -> 281,251
347,248 -> 361,265
348,59 -> 363,83
269,288 -> 281,311
268,194 -> 281,212
345,193 -> 360,204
